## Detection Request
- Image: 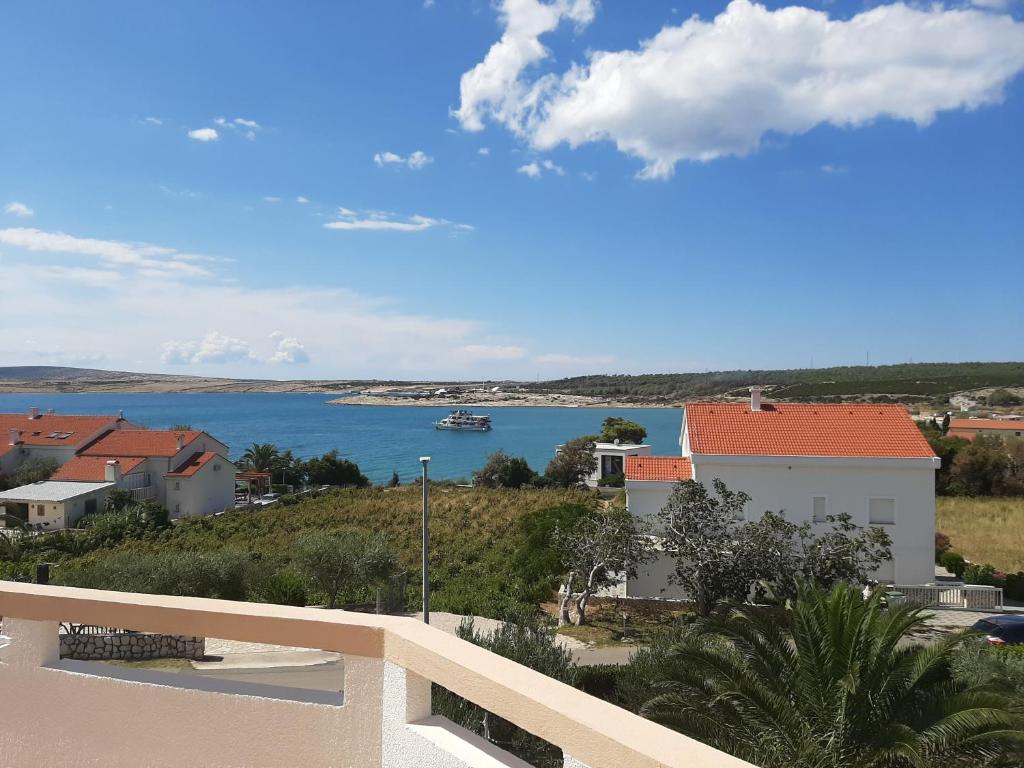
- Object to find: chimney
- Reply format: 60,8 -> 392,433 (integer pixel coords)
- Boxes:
104,460 -> 122,485
8,428 -> 20,446
29,407 -> 39,420
750,386 -> 763,412
175,434 -> 185,451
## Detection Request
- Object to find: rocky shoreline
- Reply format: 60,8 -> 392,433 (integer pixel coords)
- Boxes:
329,392 -> 679,408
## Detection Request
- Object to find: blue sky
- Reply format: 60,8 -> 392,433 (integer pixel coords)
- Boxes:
1,0 -> 1022,380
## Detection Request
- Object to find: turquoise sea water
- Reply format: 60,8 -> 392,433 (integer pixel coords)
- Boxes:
0,393 -> 681,484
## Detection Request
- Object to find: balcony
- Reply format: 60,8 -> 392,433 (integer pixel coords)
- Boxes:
0,582 -> 750,768
127,485 -> 155,502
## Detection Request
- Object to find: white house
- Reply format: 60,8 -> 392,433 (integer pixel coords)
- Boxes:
0,411 -> 236,528
553,440 -> 652,487
624,388 -> 941,598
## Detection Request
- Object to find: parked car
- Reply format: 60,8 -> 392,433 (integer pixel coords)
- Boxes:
971,615 -> 1024,646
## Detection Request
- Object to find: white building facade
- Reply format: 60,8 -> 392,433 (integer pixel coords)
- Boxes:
624,390 -> 941,598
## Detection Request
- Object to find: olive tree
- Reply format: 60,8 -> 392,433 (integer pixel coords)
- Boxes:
552,507 -> 654,625
544,437 -> 597,488
294,531 -> 398,609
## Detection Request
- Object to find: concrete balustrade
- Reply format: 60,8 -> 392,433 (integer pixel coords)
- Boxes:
0,582 -> 753,768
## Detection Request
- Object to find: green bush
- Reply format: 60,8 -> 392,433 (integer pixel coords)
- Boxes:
964,562 -> 1003,587
573,664 -> 621,700
278,494 -> 299,506
251,567 -> 308,606
597,472 -> 624,488
940,551 -> 967,578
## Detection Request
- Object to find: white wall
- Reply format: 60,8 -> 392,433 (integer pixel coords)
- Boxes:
691,456 -> 936,585
165,455 -> 235,519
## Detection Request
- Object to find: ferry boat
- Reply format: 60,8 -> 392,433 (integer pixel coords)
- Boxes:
434,410 -> 492,431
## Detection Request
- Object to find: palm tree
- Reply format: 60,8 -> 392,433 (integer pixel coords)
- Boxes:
240,443 -> 281,473
642,583 -> 1024,768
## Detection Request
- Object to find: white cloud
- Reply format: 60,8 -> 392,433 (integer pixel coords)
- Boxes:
517,159 -> 563,177
478,147 -> 491,155
296,196 -> 310,204
263,196 -> 281,203
325,209 -> 469,233
518,162 -> 542,178
4,202 -> 34,217
454,0 -> 596,132
269,331 -> 310,364
458,0 -> 1024,178
162,332 -> 257,365
821,164 -> 848,174
0,225 -> 515,378
187,127 -> 219,142
0,227 -> 212,278
374,150 -> 434,169
143,117 -> 163,126
971,0 -> 1011,9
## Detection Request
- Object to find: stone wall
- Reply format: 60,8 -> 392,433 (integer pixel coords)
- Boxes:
60,631 -> 205,661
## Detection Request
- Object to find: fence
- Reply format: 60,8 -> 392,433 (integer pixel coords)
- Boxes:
893,583 -> 1004,611
59,622 -> 137,636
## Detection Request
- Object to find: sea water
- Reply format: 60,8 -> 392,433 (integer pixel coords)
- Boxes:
0,393 -> 682,484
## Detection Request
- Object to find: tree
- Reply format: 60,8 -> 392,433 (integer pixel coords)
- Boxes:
10,457 -> 59,487
740,511 -> 891,602
170,423 -> 193,431
293,531 -> 397,609
544,437 -> 597,487
987,388 -> 1022,407
473,451 -> 536,489
949,435 -> 1009,495
240,443 -> 281,473
927,434 -> 970,494
552,508 -> 654,625
389,470 -> 400,488
641,583 -> 1024,768
598,417 -> 647,445
657,479 -> 752,616
303,450 -> 369,488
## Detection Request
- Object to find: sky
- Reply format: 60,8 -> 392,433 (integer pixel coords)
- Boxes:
1,0 -> 1022,381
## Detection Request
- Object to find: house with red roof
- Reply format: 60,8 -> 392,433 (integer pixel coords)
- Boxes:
0,409 -> 235,528
624,388 -> 942,597
947,418 -> 1024,442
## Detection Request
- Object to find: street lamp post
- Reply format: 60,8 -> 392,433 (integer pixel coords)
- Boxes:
420,456 -> 431,625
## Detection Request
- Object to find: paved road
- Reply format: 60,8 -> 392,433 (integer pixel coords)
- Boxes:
190,660 -> 345,692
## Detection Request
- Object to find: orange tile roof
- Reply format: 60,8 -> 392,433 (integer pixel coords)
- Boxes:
167,451 -> 223,477
81,430 -> 202,458
0,413 -> 120,447
949,419 -> 1024,432
625,456 -> 693,482
685,402 -> 936,459
51,456 -> 147,482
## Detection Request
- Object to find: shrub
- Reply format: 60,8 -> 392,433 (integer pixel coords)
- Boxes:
940,551 -> 967,578
935,531 -> 952,561
473,451 -> 537,489
11,457 -> 59,486
597,472 -> 624,488
964,562 -> 1004,587
1004,572 -> 1024,602
251,567 -> 308,606
278,494 -> 299,506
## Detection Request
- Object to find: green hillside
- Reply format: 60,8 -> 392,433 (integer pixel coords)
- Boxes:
528,362 -> 1024,403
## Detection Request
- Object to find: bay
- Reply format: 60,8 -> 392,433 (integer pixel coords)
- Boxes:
0,393 -> 681,484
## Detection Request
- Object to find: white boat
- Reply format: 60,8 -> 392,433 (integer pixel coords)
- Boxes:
434,410 -> 492,431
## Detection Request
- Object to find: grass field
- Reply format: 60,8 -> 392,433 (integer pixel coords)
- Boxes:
936,496 -> 1024,573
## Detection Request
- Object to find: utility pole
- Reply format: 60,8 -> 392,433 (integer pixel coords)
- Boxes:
420,456 -> 431,625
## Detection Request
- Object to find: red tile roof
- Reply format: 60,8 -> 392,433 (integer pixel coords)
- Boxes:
0,413 -> 120,447
685,402 -> 936,459
626,456 -> 693,482
51,456 -> 147,482
949,419 -> 1024,432
80,430 -> 202,458
167,451 -> 223,477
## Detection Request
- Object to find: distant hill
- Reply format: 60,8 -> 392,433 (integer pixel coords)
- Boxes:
0,366 -> 200,382
525,362 -> 1024,404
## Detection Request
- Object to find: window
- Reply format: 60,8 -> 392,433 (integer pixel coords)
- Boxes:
869,498 -> 895,525
174,481 -> 180,491
36,504 -> 45,517
812,496 -> 827,523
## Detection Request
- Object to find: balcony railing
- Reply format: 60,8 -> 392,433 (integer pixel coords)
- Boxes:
0,582 -> 751,768
127,486 -> 155,502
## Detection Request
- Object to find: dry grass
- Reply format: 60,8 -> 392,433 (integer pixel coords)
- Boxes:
936,496 -> 1024,573
545,597 -> 691,647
